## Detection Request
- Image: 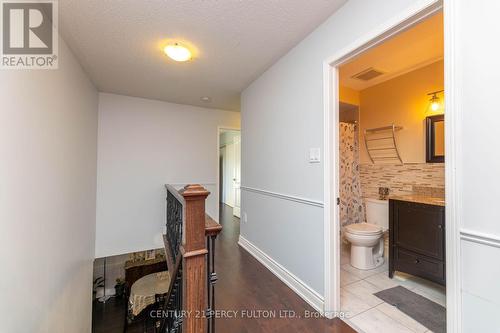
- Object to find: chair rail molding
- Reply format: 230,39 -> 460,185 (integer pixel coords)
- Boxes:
240,186 -> 324,208
460,229 -> 500,249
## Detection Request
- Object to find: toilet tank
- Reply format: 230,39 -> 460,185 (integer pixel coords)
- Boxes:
365,198 -> 389,231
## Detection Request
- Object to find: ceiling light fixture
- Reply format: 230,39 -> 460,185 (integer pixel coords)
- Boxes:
164,43 -> 192,62
427,90 -> 444,113
200,96 -> 211,103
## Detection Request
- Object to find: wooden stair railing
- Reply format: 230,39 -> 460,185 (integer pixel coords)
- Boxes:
204,215 -> 222,333
161,184 -> 222,333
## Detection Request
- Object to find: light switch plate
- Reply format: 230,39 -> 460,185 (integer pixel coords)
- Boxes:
309,148 -> 321,163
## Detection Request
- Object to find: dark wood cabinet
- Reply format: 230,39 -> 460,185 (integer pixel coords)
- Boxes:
389,199 -> 445,285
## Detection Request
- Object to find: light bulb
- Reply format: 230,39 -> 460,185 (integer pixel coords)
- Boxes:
431,101 -> 440,111
164,43 -> 192,62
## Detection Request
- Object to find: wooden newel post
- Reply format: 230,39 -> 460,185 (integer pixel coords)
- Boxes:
179,184 -> 210,333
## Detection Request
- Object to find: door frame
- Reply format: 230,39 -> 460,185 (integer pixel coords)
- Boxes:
322,1 -> 462,332
216,126 -> 241,214
232,135 -> 242,218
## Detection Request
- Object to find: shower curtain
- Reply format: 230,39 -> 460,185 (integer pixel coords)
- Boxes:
339,122 -> 364,226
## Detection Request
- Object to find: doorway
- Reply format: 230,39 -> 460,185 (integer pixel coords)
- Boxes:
323,2 -> 459,332
218,128 -> 241,218
338,12 -> 447,331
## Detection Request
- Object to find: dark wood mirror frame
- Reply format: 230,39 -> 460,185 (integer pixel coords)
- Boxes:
426,114 -> 445,163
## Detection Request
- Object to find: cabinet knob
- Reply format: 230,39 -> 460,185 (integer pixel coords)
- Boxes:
437,225 -> 443,229
414,259 -> 420,264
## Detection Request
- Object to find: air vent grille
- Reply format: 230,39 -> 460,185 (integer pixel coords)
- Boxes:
352,68 -> 385,81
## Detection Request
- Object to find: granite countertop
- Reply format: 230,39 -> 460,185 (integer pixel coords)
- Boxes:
389,194 -> 445,207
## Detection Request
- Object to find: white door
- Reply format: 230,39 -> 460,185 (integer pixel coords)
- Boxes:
219,148 -> 225,204
233,136 -> 241,218
224,144 -> 235,207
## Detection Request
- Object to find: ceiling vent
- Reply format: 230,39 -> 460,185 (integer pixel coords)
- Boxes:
352,67 -> 385,81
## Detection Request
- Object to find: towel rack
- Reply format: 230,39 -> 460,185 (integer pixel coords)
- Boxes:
364,124 -> 403,164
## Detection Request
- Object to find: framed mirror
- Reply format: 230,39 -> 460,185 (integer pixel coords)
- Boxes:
426,114 -> 444,163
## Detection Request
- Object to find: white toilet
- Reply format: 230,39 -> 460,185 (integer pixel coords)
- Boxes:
344,198 -> 388,270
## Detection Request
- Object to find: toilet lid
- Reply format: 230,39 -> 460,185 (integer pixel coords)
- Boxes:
345,223 -> 382,235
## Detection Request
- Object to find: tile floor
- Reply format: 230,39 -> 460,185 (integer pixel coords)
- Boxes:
340,244 -> 446,333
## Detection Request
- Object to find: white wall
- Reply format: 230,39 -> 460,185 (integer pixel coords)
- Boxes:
96,93 -> 240,258
0,39 -> 98,332
454,0 -> 500,330
241,0 -> 440,300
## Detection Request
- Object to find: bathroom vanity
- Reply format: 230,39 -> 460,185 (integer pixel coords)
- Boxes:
388,196 -> 445,286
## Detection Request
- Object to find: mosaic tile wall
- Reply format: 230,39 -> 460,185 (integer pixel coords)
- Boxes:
360,163 -> 445,199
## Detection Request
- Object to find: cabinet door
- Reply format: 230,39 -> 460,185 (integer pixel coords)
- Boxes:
393,201 -> 444,260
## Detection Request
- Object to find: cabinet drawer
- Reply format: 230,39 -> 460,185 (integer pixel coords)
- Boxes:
395,248 -> 445,284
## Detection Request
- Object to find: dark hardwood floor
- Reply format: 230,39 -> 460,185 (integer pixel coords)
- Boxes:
92,297 -> 152,333
214,204 -> 355,333
92,204 -> 355,333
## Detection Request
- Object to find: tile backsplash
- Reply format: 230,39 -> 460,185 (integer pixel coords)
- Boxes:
360,163 -> 444,199
413,185 -> 445,197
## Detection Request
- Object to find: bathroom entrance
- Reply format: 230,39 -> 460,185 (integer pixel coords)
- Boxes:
328,9 -> 448,333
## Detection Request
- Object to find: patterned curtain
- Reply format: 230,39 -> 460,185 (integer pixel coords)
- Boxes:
339,122 -> 365,226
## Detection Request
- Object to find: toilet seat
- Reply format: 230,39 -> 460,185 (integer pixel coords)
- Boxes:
344,223 -> 385,270
345,223 -> 382,236
344,199 -> 388,270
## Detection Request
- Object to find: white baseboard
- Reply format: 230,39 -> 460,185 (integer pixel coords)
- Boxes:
238,235 -> 324,312
233,206 -> 241,218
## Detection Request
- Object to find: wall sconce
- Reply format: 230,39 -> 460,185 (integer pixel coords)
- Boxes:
427,90 -> 445,113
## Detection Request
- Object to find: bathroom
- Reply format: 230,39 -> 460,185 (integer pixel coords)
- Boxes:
337,12 -> 447,333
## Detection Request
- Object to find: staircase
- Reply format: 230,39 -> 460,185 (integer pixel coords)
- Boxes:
160,184 -> 222,333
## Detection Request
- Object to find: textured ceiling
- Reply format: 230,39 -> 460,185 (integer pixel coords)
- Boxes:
340,12 -> 443,91
58,0 -> 347,111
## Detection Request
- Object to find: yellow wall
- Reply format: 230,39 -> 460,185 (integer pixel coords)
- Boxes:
340,85 -> 360,105
359,60 -> 444,164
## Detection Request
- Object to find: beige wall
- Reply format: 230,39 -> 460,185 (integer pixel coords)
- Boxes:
340,85 -> 360,105
359,60 -> 444,164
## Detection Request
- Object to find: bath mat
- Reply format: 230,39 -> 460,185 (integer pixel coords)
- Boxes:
374,286 -> 446,333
